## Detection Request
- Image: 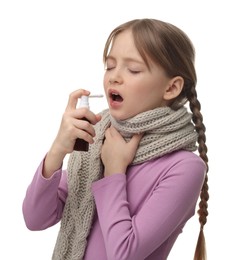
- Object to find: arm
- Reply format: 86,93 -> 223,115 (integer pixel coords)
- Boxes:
22,89 -> 102,229
92,157 -> 205,260
22,158 -> 68,230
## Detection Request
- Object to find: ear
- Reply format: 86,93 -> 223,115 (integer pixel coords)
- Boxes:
163,76 -> 184,100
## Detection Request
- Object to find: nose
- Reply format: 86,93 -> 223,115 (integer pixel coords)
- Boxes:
108,68 -> 123,85
109,78 -> 118,85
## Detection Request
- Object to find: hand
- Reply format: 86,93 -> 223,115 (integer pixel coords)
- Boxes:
52,89 -> 102,155
43,89 -> 101,178
101,126 -> 143,177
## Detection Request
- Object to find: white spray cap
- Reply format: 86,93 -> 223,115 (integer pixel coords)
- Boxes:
78,96 -> 89,109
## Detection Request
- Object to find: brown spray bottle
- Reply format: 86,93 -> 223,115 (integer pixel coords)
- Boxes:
73,94 -> 103,151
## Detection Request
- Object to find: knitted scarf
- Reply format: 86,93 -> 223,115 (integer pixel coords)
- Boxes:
52,106 -> 197,260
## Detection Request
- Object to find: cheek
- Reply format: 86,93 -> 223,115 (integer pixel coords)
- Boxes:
103,75 -> 108,90
138,87 -> 164,107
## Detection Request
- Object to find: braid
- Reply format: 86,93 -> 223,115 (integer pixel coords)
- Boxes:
187,84 -> 209,260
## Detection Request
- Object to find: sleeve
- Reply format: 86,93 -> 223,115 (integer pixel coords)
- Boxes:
91,157 -> 205,260
22,158 -> 68,231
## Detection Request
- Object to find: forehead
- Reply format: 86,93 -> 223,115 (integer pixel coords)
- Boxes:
109,30 -> 138,56
107,29 -> 156,71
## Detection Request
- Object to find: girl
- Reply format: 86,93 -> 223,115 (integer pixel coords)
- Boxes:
23,18 -> 209,260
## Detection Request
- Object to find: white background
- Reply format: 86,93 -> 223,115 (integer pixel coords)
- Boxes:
0,0 -> 244,259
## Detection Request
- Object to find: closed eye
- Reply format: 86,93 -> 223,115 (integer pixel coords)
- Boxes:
105,67 -> 115,71
129,69 -> 141,74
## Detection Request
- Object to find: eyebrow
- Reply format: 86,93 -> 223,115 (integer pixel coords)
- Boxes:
106,55 -> 145,65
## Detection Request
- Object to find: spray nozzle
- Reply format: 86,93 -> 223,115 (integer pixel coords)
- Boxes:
78,94 -> 103,109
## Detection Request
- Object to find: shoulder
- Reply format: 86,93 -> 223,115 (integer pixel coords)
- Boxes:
143,150 -> 206,171
157,150 -> 207,187
163,150 -> 206,170
136,150 -> 206,186
130,150 -> 206,181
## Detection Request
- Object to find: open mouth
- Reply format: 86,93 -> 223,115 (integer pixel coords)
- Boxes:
110,92 -> 123,102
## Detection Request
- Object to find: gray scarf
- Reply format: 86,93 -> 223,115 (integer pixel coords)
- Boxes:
52,106 -> 197,260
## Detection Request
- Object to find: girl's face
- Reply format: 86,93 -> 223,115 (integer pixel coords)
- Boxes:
104,29 -> 171,121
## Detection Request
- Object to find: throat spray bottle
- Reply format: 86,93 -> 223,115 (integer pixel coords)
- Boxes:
73,94 -> 103,151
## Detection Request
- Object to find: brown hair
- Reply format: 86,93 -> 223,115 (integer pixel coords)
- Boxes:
103,18 -> 209,260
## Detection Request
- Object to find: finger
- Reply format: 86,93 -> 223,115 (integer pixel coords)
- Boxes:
73,109 -> 101,125
128,133 -> 144,149
74,119 -> 96,137
75,128 -> 95,144
109,125 -> 123,138
86,111 -> 102,125
95,113 -> 102,122
72,118 -> 97,144
104,127 -> 112,139
66,89 -> 90,111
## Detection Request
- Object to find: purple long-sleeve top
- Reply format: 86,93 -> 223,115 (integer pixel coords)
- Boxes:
22,150 -> 206,260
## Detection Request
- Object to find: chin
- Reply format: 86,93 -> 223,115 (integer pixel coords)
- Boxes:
110,111 -> 142,121
109,110 -> 129,121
